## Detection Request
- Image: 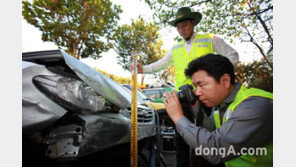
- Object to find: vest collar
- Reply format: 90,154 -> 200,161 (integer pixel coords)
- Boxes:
218,82 -> 242,109
184,32 -> 196,44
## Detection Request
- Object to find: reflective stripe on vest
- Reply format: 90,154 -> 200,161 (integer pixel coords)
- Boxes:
172,33 -> 214,91
213,84 -> 273,167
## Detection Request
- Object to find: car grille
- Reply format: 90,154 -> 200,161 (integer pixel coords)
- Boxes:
137,109 -> 154,123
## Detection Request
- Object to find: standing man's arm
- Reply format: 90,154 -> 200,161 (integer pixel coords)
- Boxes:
213,35 -> 239,67
142,49 -> 174,73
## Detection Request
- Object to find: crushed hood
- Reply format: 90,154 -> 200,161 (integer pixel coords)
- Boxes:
61,51 -> 132,109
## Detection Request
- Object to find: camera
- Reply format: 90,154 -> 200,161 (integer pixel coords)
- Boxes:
177,84 -> 197,105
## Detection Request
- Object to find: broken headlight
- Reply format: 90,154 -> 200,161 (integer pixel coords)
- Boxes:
33,75 -> 108,113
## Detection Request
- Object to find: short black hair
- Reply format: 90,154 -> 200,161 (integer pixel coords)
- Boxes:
175,18 -> 194,27
185,53 -> 235,84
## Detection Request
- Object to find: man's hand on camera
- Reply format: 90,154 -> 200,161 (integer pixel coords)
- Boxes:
162,90 -> 184,124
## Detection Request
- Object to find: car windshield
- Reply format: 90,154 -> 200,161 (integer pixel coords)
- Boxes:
137,90 -> 149,100
142,90 -> 160,99
122,84 -> 150,100
122,86 -> 149,101
142,87 -> 173,102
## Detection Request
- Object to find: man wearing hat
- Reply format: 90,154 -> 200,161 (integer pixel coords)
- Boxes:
135,7 -> 239,91
133,7 -> 239,167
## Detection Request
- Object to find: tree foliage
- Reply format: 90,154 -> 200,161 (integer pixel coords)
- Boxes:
114,18 -> 166,69
94,68 -> 147,88
22,0 -> 122,59
235,59 -> 273,92
95,68 -> 131,84
156,65 -> 175,84
114,18 -> 167,85
142,0 -> 273,69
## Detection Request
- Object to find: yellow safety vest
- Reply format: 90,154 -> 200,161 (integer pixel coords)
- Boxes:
213,84 -> 273,167
172,33 -> 214,91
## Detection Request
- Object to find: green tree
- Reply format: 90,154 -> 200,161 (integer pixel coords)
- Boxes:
155,65 -> 175,84
95,68 -> 131,84
235,59 -> 273,92
142,0 -> 273,69
114,18 -> 167,86
22,0 -> 122,59
94,68 -> 147,87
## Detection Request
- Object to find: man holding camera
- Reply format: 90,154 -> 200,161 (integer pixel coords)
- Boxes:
162,53 -> 273,166
135,7 -> 239,91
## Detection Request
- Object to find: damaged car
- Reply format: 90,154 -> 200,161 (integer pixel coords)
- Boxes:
22,50 -> 161,167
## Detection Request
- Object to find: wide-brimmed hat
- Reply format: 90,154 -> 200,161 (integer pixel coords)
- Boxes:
168,7 -> 202,27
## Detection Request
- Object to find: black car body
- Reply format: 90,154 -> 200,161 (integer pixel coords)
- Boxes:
22,50 -> 157,166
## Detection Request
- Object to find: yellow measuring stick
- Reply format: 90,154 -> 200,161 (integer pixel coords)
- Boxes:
130,51 -> 138,167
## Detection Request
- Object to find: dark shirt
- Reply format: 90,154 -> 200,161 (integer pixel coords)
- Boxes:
175,82 -> 273,164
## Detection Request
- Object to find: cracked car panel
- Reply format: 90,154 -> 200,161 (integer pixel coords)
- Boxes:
22,62 -> 68,135
22,50 -> 158,163
61,51 -> 132,109
78,113 -> 130,156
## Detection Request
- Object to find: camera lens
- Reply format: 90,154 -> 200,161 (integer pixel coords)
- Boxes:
177,84 -> 197,105
177,91 -> 186,103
